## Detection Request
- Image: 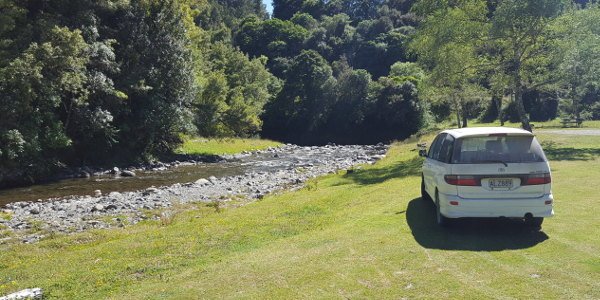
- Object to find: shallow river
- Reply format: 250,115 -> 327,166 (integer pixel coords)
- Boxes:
0,145 -> 380,206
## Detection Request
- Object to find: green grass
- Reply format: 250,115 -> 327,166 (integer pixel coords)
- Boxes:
178,137 -> 281,156
1,132 -> 599,299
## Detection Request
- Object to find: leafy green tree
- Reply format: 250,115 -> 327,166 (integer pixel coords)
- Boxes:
554,4 -> 600,120
116,0 -> 196,157
262,50 -> 336,141
411,0 -> 489,128
273,0 -> 306,20
490,0 -> 565,131
236,17 -> 308,60
0,26 -> 92,179
366,75 -> 425,140
195,43 -> 281,136
326,68 -> 372,136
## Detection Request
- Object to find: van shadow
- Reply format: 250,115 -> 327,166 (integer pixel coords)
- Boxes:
406,198 -> 549,251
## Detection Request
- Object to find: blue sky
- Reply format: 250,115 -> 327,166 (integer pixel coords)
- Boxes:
262,0 -> 273,14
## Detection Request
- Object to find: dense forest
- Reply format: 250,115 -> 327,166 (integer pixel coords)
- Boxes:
1,0 -> 599,186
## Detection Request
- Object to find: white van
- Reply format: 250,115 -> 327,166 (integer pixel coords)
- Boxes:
420,127 -> 554,228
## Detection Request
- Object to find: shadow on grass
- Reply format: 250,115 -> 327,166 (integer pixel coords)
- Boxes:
544,148 -> 600,161
344,156 -> 423,185
406,198 -> 549,251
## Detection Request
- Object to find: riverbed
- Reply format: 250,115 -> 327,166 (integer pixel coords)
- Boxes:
0,144 -> 388,243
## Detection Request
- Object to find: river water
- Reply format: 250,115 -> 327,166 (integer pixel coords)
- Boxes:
0,162 -> 248,207
0,145 -> 383,207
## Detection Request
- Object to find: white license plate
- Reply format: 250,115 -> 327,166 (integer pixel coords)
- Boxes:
489,178 -> 513,189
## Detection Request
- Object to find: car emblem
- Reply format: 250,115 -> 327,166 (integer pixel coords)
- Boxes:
498,168 -> 506,172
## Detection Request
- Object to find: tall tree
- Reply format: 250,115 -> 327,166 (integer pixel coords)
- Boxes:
411,0 -> 489,128
117,0 -> 196,157
555,3 -> 600,120
490,0 -> 564,131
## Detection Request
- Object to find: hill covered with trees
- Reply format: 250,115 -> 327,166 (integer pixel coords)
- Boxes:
1,0 -> 599,186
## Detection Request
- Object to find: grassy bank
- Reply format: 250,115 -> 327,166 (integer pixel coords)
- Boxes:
178,137 -> 281,156
1,130 -> 599,299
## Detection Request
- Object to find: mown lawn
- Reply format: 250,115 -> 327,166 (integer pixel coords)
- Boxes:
0,130 -> 599,299
178,137 -> 281,155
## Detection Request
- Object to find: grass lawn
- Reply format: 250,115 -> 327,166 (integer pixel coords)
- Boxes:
0,130 -> 599,299
178,137 -> 281,156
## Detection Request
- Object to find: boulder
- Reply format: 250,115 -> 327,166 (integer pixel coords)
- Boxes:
93,190 -> 102,197
195,178 -> 210,185
92,204 -> 104,212
121,170 -> 136,177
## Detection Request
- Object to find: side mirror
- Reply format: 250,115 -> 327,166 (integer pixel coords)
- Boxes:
417,142 -> 428,157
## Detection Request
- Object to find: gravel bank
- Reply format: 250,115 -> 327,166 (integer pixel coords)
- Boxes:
0,144 -> 388,243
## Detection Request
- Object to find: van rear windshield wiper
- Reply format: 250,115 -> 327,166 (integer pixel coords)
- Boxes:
474,160 -> 508,167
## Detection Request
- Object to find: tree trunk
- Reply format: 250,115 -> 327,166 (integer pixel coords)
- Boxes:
453,95 -> 462,128
493,95 -> 504,126
572,84 -> 579,120
462,107 -> 468,128
513,65 -> 531,132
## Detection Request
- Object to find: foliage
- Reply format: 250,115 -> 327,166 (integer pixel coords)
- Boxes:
0,0 -> 282,185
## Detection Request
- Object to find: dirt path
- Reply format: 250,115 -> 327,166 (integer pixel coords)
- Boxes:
538,129 -> 600,136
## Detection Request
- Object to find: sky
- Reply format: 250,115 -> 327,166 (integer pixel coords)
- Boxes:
262,0 -> 273,14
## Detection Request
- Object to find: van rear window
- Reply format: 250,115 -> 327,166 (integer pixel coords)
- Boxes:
452,135 -> 547,164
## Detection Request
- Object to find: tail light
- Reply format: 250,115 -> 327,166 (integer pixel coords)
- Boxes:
523,173 -> 552,185
445,175 -> 479,186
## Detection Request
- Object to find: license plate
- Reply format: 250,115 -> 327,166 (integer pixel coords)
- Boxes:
489,178 -> 513,189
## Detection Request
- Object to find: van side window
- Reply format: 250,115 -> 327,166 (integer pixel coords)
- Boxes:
429,133 -> 446,160
438,134 -> 455,163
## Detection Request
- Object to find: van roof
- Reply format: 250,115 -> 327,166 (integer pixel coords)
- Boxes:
442,127 -> 534,139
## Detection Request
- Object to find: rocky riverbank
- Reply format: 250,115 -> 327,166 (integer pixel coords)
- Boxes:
0,144 -> 387,243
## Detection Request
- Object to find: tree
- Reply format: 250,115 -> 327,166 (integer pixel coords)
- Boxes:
490,0 -> 565,131
554,4 -> 600,120
236,17 -> 308,60
262,50 -> 336,142
116,0 -> 196,157
411,0 -> 489,128
195,43 -> 281,137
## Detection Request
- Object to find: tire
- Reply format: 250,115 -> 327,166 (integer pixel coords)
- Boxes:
525,217 -> 544,229
435,192 -> 450,227
421,175 -> 430,201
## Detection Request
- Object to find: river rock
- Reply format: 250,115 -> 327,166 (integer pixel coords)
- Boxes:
92,204 -> 104,212
111,167 -> 120,175
2,143 -> 389,241
0,288 -> 43,300
121,170 -> 136,177
195,178 -> 210,185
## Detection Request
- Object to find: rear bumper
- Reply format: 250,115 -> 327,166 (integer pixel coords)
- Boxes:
438,193 -> 554,219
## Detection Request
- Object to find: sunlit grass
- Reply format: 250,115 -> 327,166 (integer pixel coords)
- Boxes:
177,137 -> 281,155
0,131 -> 598,299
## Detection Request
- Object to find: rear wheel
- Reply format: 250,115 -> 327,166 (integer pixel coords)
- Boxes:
435,192 -> 450,227
525,217 -> 544,229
